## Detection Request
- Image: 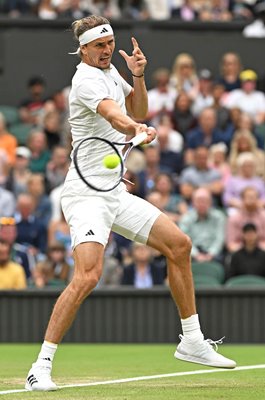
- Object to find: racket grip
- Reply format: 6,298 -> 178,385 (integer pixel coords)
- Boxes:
131,132 -> 148,147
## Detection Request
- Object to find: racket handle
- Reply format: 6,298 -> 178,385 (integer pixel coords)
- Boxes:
131,132 -> 148,147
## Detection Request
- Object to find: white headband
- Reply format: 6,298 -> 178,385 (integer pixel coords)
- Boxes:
69,24 -> 113,55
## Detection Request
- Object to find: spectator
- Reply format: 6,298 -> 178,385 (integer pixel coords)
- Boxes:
217,52 -> 242,93
48,210 -> 72,266
26,173 -> 52,228
27,129 -> 51,174
228,130 -> 265,178
171,0 -> 198,20
45,145 -> 70,192
49,183 -> 64,221
185,107 -> 224,164
0,112 -> 17,167
179,188 -> 226,262
97,233 -> 123,287
15,193 -> 47,257
144,0 -> 172,19
152,172 -> 188,223
198,0 -> 232,21
208,142 -> 231,186
137,145 -> 161,196
38,0 -> 57,19
19,76 -> 46,126
82,0 -> 121,19
121,0 -> 149,20
145,68 -> 177,127
191,69 -> 214,117
227,223 -> 265,278
179,146 -> 223,204
225,187 -> 265,253
224,69 -> 265,125
121,243 -> 166,287
212,81 -> 231,132
169,53 -> 199,100
5,146 -> 32,198
243,0 -> 265,37
43,110 -> 61,150
155,115 -> 184,153
171,91 -> 197,138
223,152 -> 265,211
232,111 -> 265,150
0,216 -> 35,279
0,186 -> 16,217
31,242 -> 72,288
0,239 -> 27,290
55,0 -> 88,19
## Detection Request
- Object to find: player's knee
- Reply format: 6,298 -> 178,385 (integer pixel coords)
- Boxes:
167,232 -> 192,262
71,269 -> 101,300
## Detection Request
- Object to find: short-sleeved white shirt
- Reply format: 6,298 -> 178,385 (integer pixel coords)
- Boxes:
65,62 -> 132,183
224,89 -> 265,118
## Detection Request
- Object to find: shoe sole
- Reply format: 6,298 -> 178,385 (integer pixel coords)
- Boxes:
25,382 -> 58,391
174,351 -> 236,369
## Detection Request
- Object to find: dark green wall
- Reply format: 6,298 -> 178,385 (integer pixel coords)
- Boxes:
1,19 -> 265,106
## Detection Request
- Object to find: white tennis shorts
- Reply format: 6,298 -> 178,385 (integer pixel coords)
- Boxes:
61,182 -> 161,249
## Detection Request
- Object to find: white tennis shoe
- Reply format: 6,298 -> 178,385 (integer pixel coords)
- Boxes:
174,335 -> 236,369
25,360 -> 58,391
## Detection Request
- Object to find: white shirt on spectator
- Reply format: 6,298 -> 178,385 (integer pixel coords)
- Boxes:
224,89 -> 265,119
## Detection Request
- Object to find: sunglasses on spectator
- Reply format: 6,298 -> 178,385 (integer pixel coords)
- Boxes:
0,217 -> 16,226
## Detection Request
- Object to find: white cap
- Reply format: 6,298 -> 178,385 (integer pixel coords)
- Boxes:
16,146 -> 31,159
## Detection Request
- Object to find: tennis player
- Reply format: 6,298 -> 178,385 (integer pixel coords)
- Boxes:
25,15 -> 236,391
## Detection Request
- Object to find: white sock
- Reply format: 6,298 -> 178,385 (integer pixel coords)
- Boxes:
181,314 -> 204,342
36,341 -> 58,363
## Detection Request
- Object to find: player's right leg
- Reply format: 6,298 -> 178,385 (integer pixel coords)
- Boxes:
25,242 -> 105,391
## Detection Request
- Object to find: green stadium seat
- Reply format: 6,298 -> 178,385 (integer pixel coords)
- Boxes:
0,105 -> 20,126
225,275 -> 265,287
192,261 -> 225,284
9,123 -> 34,145
193,274 -> 222,288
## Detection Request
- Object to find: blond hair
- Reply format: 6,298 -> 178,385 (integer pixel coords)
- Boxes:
72,15 -> 110,41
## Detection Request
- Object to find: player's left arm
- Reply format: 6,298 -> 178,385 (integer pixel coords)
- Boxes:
119,37 -> 148,120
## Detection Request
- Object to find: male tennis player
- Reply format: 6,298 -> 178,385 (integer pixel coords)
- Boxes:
25,15 -> 236,391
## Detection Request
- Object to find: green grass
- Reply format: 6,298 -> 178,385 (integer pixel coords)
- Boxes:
0,344 -> 264,399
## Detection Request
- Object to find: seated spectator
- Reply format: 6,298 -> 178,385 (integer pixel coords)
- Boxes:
46,145 -> 70,192
82,0 -> 121,19
217,52 -> 242,93
151,172 -> 188,223
191,69 -> 214,117
212,82 -> 231,132
97,233 -> 123,287
19,76 -> 47,126
225,187 -> 265,253
0,149 -> 9,187
155,123 -> 184,175
0,216 -> 35,279
169,53 -> 199,100
136,145 -> 161,196
223,152 -> 265,211
208,142 -> 231,185
31,242 -> 72,288
5,146 -> 32,198
27,173 -> 52,228
224,69 -> 265,125
185,107 -> 225,164
179,188 -> 226,263
0,186 -> 16,217
15,193 -> 47,258
229,130 -> 265,178
0,112 -> 17,167
121,0 -> 149,20
121,243 -> 166,288
171,91 -> 197,138
145,68 -> 177,127
27,129 -> 51,174
49,183 -> 64,221
43,110 -> 61,150
0,239 -> 27,290
48,210 -> 72,266
243,0 -> 265,38
179,146 -> 223,204
38,0 -> 57,19
171,0 -> 198,20
198,0 -> 232,21
230,110 -> 264,150
228,223 -> 265,278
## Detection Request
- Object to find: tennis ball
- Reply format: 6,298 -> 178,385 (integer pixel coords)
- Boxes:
103,154 -> 120,169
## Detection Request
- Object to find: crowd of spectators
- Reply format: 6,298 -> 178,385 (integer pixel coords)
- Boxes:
0,0 -> 262,22
1,25 -> 265,290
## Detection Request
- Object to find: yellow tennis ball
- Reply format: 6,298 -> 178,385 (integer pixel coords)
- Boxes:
103,154 -> 120,169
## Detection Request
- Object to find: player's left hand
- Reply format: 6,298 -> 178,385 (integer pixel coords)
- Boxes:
119,37 -> 147,77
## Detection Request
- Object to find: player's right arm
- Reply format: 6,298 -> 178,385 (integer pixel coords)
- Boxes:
97,98 -> 156,144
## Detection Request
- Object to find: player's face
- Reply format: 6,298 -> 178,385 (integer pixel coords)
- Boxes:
82,35 -> 115,70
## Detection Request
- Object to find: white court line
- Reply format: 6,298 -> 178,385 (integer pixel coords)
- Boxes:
0,364 -> 265,395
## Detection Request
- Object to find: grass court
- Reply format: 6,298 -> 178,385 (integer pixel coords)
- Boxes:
0,344 -> 264,399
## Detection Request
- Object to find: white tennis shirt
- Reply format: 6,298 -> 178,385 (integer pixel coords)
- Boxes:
65,62 -> 132,184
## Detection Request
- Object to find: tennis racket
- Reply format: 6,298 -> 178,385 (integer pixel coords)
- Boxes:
73,131 -> 148,192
